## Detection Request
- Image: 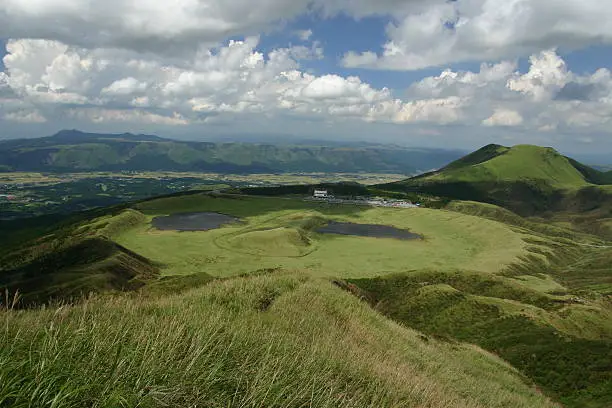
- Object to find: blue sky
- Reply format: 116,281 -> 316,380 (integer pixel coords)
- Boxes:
259,14 -> 495,93
1,1 -> 612,153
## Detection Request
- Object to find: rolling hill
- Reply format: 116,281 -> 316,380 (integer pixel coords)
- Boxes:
2,269 -> 558,408
429,144 -> 591,187
1,192 -> 599,407
380,144 -> 612,216
0,130 -> 463,174
2,146 -> 612,407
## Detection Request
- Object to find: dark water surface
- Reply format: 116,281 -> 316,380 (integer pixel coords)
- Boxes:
152,212 -> 239,231
317,221 -> 421,240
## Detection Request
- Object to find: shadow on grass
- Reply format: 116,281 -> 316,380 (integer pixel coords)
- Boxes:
341,270 -> 612,408
0,238 -> 159,308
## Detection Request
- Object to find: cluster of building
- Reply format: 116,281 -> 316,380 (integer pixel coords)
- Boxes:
310,189 -> 420,208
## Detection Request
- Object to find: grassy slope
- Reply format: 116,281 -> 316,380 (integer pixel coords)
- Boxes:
116,196 -> 612,406
345,271 -> 612,408
380,144 -> 612,223
439,143 -> 509,171
566,157 -> 612,185
0,238 -> 159,306
0,209 -> 159,306
341,200 -> 612,408
429,145 -> 589,188
109,194 -> 529,277
2,192 -> 611,406
0,272 -> 556,408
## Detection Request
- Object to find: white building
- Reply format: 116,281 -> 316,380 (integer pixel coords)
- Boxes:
313,189 -> 329,198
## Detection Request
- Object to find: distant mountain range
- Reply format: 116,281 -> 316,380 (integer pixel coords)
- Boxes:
0,130 -> 464,174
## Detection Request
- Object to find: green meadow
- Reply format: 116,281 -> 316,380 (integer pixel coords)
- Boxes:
106,194 -> 530,277
2,190 -> 611,407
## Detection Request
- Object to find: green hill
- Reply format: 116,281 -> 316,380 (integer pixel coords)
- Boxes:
345,269 -> 612,407
380,144 -> 612,216
0,130 -> 462,174
439,143 -> 510,171
1,190 -> 611,406
0,237 -> 159,306
1,271 -> 557,408
422,144 -> 593,187
566,156 -> 612,185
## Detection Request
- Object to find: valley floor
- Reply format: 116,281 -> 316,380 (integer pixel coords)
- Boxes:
112,194 -> 529,277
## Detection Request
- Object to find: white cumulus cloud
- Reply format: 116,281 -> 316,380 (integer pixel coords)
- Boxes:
0,0 -> 314,54
483,109 -> 524,127
342,0 -> 612,70
4,109 -> 47,123
1,37 -> 465,128
507,50 -> 569,102
102,78 -> 148,96
406,49 -> 612,131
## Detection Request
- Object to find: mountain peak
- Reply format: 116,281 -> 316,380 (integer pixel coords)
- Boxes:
51,129 -> 86,138
442,143 -> 509,171
381,142 -> 612,216
508,144 -> 559,154
413,142 -> 598,189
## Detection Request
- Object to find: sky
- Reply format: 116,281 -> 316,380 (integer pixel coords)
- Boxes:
1,0 -> 612,153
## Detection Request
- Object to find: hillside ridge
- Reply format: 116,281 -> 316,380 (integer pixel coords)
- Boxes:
377,143 -> 612,218
441,143 -> 510,171
0,130 -> 463,174
428,144 -> 595,187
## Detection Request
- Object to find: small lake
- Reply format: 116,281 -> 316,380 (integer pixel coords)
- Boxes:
317,221 -> 421,240
152,212 -> 239,231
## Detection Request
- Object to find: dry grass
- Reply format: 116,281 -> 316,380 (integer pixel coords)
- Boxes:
0,272 -> 557,407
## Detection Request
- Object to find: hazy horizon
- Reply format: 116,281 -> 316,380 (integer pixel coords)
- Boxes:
4,128 -> 612,165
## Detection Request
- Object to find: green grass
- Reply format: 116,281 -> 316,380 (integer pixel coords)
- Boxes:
325,199 -> 612,407
98,209 -> 148,238
445,201 -> 588,239
345,269 -> 612,408
379,144 -> 612,218
438,143 -> 508,172
556,246 -> 612,293
0,130 -> 460,174
222,227 -> 313,257
0,272 -> 557,408
3,190 -> 612,407
0,237 -> 159,306
109,195 -> 530,277
508,274 -> 567,293
429,145 -> 589,188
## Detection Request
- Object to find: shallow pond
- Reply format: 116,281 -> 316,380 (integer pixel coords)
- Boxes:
152,212 -> 239,231
317,221 -> 421,240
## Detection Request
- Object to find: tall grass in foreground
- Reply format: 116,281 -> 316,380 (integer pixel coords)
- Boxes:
1,273 -> 557,407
